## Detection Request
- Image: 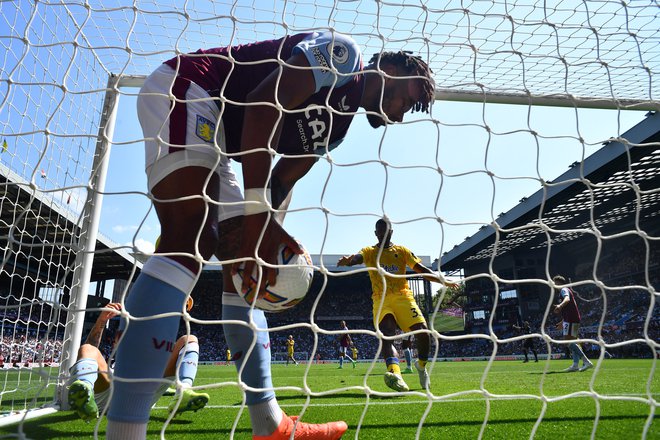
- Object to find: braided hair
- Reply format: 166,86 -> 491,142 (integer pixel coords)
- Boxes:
367,51 -> 434,113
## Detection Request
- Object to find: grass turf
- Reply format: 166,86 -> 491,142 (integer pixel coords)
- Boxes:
0,359 -> 657,439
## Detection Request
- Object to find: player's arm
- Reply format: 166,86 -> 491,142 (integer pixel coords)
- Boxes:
553,293 -> 570,314
85,303 -> 121,347
234,52 -> 316,294
412,262 -> 458,288
270,156 -> 317,224
337,254 -> 363,266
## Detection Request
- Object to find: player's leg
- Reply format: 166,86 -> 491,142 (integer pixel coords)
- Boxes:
107,66 -> 221,439
338,346 -> 344,368
574,327 -> 593,371
402,338 -> 413,373
69,344 -> 110,421
378,314 -> 409,392
395,295 -> 430,390
522,344 -> 529,362
220,232 -> 347,440
410,323 -> 430,365
379,315 -> 399,371
222,290 -> 347,438
164,334 -> 209,415
528,341 -> 539,362
409,323 -> 431,390
562,323 -> 585,372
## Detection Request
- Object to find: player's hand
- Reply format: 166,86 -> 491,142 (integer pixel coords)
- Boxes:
337,255 -> 353,266
99,303 -> 121,323
552,305 -> 561,315
232,213 -> 302,296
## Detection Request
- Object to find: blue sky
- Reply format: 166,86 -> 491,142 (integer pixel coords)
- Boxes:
103,93 -> 645,269
2,0 -> 653,281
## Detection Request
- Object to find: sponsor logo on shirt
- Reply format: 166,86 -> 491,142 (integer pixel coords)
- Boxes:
328,41 -> 349,64
311,47 -> 330,72
296,118 -> 311,152
382,264 -> 399,274
195,115 -> 215,142
338,95 -> 349,111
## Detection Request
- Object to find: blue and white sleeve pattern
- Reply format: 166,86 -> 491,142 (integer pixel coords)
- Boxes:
293,31 -> 362,92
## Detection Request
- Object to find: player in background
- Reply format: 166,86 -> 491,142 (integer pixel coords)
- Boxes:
338,218 -> 455,392
110,29 -> 433,440
285,335 -> 299,366
512,321 -> 538,363
350,344 -> 358,363
401,336 -> 414,374
337,321 -> 356,369
552,275 -> 593,372
225,347 -> 232,366
68,301 -> 209,422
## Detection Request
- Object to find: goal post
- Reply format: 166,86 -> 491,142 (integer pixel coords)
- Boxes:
57,74 -> 121,410
0,72 -> 121,424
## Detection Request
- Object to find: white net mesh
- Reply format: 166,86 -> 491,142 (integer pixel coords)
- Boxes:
0,0 -> 658,437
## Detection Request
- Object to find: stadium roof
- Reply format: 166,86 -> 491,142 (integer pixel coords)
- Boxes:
202,254 -> 433,273
440,111 -> 660,272
0,163 -> 140,284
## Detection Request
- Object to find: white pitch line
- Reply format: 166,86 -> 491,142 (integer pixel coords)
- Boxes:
154,392 -> 658,410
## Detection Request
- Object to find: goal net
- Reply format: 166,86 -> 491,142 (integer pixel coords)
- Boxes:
0,0 -> 657,437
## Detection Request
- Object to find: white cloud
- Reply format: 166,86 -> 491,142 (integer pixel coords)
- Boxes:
132,238 -> 155,254
112,225 -> 139,234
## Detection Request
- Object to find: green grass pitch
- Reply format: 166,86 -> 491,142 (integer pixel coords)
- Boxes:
1,359 -> 657,439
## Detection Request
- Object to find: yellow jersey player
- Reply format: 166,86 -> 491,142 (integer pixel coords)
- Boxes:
226,347 -> 232,366
285,335 -> 299,366
338,218 -> 455,392
351,344 -> 358,362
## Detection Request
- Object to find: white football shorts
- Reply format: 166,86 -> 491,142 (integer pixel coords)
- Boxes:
562,322 -> 580,338
137,64 -> 243,222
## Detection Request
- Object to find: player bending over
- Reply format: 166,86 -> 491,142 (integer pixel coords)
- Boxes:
552,275 -> 593,372
337,321 -> 356,369
68,302 -> 208,422
110,28 -> 433,440
338,218 -> 455,391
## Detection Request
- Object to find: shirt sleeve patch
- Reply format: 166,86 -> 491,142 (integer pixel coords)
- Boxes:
328,41 -> 350,64
294,31 -> 362,93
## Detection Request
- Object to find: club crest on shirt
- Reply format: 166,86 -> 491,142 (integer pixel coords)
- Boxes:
328,41 -> 349,64
196,115 -> 215,142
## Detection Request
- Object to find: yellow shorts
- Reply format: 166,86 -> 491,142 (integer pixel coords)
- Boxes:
372,294 -> 426,332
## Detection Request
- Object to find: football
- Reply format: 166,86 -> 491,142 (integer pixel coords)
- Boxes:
232,243 -> 314,312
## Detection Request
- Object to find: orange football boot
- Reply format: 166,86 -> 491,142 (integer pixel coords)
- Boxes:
253,412 -> 347,440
